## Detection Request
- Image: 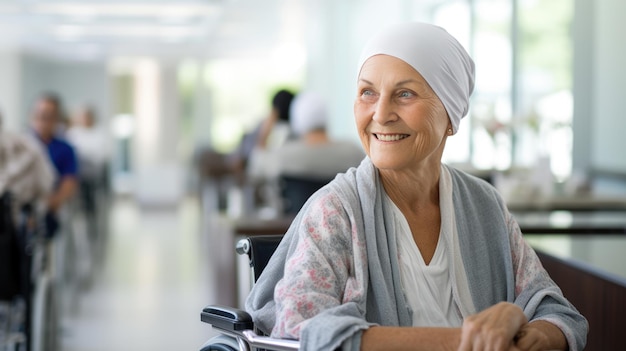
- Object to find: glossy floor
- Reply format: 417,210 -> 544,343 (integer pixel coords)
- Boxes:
60,196 -> 225,351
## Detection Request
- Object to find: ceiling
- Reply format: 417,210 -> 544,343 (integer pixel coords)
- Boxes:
0,0 -> 308,61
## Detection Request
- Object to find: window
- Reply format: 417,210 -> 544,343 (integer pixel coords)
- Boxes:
432,0 -> 574,180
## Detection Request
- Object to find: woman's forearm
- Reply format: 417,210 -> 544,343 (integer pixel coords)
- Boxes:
361,326 -> 460,351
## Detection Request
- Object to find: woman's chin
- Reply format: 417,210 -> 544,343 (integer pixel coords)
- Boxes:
370,156 -> 404,171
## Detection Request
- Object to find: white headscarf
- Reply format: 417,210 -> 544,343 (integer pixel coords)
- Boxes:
357,22 -> 475,134
289,91 -> 328,136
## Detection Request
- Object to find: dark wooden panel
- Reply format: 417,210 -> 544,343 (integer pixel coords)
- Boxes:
537,251 -> 626,350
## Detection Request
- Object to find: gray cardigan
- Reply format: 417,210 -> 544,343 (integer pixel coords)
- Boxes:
246,158 -> 588,350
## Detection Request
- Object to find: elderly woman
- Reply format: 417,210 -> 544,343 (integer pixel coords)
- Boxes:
246,22 -> 587,351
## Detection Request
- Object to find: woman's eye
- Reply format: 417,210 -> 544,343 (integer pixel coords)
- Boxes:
399,91 -> 413,98
359,89 -> 377,100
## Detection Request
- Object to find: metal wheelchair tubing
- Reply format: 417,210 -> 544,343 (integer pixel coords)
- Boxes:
241,330 -> 300,351
209,325 -> 251,351
209,325 -> 300,351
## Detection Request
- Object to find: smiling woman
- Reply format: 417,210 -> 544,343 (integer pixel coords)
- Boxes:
355,56 -> 450,173
244,22 -> 588,351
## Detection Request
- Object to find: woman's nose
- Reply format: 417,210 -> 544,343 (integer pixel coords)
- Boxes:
372,98 -> 398,124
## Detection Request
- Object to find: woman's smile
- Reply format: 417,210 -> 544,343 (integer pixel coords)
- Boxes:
374,133 -> 410,142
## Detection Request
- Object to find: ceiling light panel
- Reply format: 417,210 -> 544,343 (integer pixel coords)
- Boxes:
32,1 -> 220,20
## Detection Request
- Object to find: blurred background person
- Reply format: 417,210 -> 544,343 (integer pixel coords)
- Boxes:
254,89 -> 296,150
0,110 -> 55,222
28,92 -> 79,239
274,91 -> 365,213
26,92 -> 95,340
246,89 -> 296,216
66,107 -> 111,214
66,106 -> 111,193
195,89 -> 296,217
1,109 -> 55,349
66,105 -> 111,265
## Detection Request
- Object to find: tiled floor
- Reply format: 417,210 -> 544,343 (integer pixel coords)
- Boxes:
60,196 -> 227,351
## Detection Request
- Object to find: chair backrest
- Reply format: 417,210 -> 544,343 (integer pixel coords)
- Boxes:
280,175 -> 332,214
237,235 -> 284,282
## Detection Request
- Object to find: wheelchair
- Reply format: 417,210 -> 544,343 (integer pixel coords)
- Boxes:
199,235 -> 300,351
1,192 -> 27,351
1,192 -> 59,351
200,173 -> 339,350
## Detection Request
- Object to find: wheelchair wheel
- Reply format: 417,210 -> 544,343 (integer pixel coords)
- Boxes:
201,344 -> 237,351
199,334 -> 239,351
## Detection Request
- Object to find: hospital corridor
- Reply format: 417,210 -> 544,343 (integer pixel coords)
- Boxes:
58,196 -> 220,351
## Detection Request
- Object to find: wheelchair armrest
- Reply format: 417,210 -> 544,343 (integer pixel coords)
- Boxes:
201,305 -> 254,332
242,330 -> 300,351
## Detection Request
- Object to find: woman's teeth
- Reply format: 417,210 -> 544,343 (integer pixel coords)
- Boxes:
375,134 -> 408,141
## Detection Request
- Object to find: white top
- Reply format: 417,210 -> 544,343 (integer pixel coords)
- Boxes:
385,165 -> 473,327
66,126 -> 111,177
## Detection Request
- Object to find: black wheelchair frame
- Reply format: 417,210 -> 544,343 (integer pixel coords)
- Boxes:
199,235 -> 300,351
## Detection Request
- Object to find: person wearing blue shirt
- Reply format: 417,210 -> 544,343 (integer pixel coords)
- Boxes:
30,93 -> 79,238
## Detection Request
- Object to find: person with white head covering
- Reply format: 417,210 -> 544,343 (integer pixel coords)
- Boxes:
289,91 -> 328,137
245,22 -> 587,351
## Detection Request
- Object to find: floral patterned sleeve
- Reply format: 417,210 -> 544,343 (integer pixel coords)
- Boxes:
506,209 -> 580,346
506,210 -> 549,297
271,191 -> 367,339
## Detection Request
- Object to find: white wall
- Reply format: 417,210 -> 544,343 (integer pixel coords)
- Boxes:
19,53 -> 110,130
0,50 -> 109,137
0,51 -> 23,131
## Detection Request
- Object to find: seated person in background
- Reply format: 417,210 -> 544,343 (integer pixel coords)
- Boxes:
255,89 -> 296,150
246,22 -> 587,351
0,111 -> 54,220
274,91 -> 365,213
247,89 -> 296,177
247,89 -> 296,213
29,93 -> 79,238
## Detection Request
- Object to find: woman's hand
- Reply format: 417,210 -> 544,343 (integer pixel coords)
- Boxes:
514,320 -> 567,351
458,302 -> 528,351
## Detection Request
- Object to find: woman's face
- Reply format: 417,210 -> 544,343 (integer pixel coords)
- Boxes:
354,54 -> 450,172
